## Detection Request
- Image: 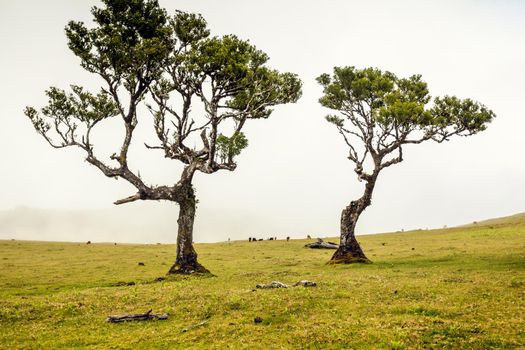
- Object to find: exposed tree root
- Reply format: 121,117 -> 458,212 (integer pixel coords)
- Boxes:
167,262 -> 210,275
328,255 -> 372,264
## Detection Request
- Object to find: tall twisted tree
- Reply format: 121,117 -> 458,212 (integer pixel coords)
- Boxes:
24,0 -> 302,274
317,67 -> 494,264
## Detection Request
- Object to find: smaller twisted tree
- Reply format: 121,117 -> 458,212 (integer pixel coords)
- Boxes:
24,0 -> 302,274
317,67 -> 494,264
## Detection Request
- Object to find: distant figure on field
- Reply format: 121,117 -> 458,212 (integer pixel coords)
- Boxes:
286,236 -> 290,241
307,235 -> 311,240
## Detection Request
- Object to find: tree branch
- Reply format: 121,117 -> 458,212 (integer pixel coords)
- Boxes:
114,193 -> 142,205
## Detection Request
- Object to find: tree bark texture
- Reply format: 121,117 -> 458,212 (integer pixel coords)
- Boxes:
330,176 -> 376,264
168,182 -> 209,274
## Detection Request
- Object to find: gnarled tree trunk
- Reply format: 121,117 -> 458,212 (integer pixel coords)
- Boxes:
168,183 -> 209,274
330,175 -> 377,264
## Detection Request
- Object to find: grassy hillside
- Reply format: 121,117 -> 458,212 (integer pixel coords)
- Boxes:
1,215 -> 524,349
462,212 -> 525,228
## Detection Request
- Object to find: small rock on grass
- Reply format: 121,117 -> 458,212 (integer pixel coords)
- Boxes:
254,316 -> 263,324
294,280 -> 317,287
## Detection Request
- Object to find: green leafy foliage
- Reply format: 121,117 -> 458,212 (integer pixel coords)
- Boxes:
24,87 -> 119,145
41,86 -> 119,123
187,34 -> 302,119
65,0 -> 173,82
215,132 -> 248,163
317,66 -> 494,143
172,11 -> 209,46
431,96 -> 494,133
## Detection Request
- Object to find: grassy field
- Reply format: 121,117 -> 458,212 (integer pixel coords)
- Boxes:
1,214 -> 524,349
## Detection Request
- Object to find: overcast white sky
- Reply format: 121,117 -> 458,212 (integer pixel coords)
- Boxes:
1,0 -> 524,243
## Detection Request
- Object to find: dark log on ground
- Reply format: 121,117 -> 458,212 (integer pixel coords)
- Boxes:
106,309 -> 168,323
304,238 -> 339,249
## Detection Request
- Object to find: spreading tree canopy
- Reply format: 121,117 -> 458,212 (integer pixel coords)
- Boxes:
317,67 -> 494,263
25,0 -> 302,274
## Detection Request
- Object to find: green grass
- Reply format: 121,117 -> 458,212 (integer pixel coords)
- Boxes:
1,215 -> 524,349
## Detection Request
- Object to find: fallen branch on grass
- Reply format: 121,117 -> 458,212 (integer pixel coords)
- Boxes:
106,309 -> 168,323
182,320 -> 209,332
256,280 -> 317,289
304,238 -> 338,249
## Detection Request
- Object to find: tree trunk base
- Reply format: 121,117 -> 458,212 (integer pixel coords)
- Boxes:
328,248 -> 372,265
328,256 -> 372,264
167,261 -> 210,275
